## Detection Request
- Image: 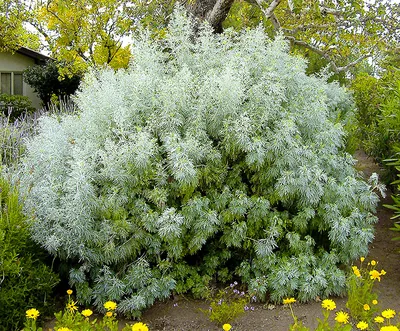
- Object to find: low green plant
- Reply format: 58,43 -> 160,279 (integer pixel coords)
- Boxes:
346,258 -> 383,321
0,93 -> 35,120
200,282 -> 250,326
0,174 -> 59,331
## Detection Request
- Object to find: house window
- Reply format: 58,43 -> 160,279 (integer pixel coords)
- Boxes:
0,72 -> 24,95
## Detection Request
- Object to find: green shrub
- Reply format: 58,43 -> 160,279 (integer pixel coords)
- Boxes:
18,8 -> 379,317
0,93 -> 35,120
378,81 -> 400,159
386,147 -> 400,239
350,73 -> 384,155
350,68 -> 400,183
0,174 -> 59,331
23,61 -> 81,107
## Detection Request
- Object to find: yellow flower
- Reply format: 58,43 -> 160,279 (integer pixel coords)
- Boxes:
283,298 -> 296,305
380,326 -> 400,331
371,260 -> 377,266
132,322 -> 149,331
374,316 -> 384,323
380,269 -> 386,275
352,266 -> 361,278
364,304 -> 370,311
222,324 -> 232,331
106,311 -> 113,317
335,311 -> 349,324
26,308 -> 40,320
321,299 -> 336,311
370,269 -> 381,282
81,309 -> 93,317
372,300 -> 378,305
104,301 -> 117,311
360,257 -> 365,262
382,309 -> 396,319
66,289 -> 73,295
66,300 -> 78,313
58,328 -> 72,331
356,321 -> 368,330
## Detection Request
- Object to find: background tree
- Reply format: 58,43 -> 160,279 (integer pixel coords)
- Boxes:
23,60 -> 81,107
28,0 -> 176,76
8,0 -> 395,79
188,0 -> 400,75
0,0 -> 40,52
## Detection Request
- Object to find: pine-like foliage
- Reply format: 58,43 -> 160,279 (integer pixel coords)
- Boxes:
18,8 -> 379,314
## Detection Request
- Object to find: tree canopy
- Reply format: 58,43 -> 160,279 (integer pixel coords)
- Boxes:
217,0 -> 400,74
1,0 -> 398,77
0,0 -> 40,52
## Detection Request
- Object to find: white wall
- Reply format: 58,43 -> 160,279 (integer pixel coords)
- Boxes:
0,51 -> 43,109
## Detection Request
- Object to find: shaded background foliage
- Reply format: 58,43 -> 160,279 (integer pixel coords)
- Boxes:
23,61 -> 81,107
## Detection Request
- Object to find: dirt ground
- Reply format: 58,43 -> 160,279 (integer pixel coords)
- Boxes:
45,151 -> 400,331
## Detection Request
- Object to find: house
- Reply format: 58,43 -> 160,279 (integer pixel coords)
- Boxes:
0,46 -> 51,109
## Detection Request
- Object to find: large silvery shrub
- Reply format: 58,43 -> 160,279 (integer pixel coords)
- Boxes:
18,9 -> 380,316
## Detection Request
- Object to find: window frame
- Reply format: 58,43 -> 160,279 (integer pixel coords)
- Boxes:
0,71 -> 24,96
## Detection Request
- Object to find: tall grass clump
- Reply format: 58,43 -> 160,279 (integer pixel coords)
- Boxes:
17,8 -> 381,317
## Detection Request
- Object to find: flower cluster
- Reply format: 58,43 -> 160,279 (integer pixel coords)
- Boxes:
23,290 -> 150,331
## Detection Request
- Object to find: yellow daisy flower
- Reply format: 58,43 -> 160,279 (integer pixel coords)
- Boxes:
26,308 -> 40,320
371,260 -> 377,266
283,298 -> 296,305
382,309 -> 396,319
132,322 -> 149,331
380,269 -> 387,275
222,324 -> 232,331
372,300 -> 378,305
356,321 -> 368,330
321,299 -> 336,311
380,326 -> 399,331
66,289 -> 73,295
106,311 -> 113,317
364,304 -> 370,311
374,316 -> 384,323
360,257 -> 365,262
369,269 -> 381,282
335,311 -> 349,324
104,301 -> 117,311
352,266 -> 361,277
81,309 -> 93,317
66,300 -> 78,313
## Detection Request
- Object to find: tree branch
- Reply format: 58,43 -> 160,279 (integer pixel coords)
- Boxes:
254,0 -> 282,19
335,54 -> 372,73
286,36 -> 371,73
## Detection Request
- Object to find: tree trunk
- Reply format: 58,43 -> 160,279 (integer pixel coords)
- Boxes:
186,0 -> 235,33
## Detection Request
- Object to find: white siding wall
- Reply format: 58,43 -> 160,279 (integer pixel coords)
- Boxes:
0,51 -> 42,109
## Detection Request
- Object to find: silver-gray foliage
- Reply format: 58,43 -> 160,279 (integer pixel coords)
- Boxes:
18,8 -> 379,314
